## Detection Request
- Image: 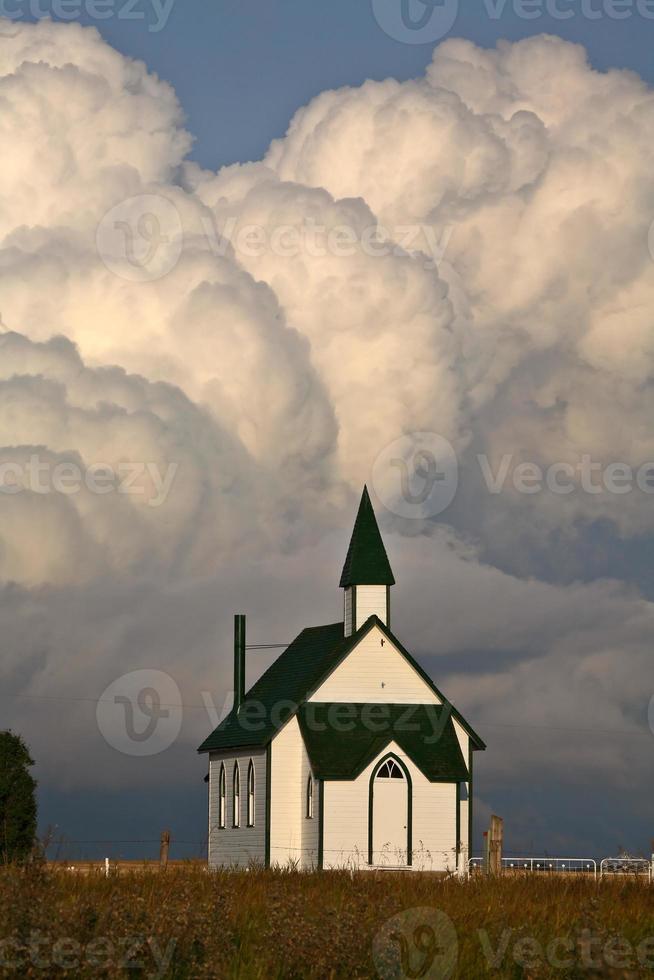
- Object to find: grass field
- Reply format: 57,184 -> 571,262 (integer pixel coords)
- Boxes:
2,865 -> 653,978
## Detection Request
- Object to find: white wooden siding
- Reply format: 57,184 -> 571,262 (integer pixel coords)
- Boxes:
321,741 -> 458,871
354,585 -> 387,630
270,717 -> 321,867
411,773 -> 457,872
344,588 -> 353,637
270,716 -> 303,865
310,624 -> 439,704
208,748 -> 267,868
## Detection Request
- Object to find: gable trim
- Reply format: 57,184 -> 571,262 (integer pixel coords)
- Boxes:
468,742 -> 473,862
264,743 -> 271,868
318,778 -> 324,870
456,781 -> 461,866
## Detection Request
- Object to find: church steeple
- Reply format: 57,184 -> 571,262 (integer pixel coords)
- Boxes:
340,486 -> 394,636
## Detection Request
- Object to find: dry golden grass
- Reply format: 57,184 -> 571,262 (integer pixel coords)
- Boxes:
1,864 -> 653,978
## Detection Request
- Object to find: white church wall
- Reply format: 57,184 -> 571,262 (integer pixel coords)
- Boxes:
321,774 -> 369,870
411,773 -> 457,872
354,585 -> 387,630
310,625 -> 440,704
321,741 -> 458,872
208,747 -> 267,868
270,716 -> 303,865
344,588 -> 353,637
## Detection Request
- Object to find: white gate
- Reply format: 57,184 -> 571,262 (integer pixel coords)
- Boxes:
600,857 -> 652,881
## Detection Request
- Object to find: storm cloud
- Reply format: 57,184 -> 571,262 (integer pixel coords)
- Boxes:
0,21 -> 652,855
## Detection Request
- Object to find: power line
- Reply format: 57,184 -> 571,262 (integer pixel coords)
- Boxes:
0,693 -> 210,709
54,839 -> 204,845
245,643 -> 290,650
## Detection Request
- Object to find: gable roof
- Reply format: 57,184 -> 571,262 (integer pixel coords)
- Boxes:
198,615 -> 485,754
197,622 -> 348,752
339,486 -> 395,587
298,703 -> 469,781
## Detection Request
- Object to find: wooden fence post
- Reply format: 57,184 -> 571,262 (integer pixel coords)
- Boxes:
159,830 -> 170,868
488,815 -> 503,876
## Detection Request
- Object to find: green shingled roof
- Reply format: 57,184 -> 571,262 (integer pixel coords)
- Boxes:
339,486 -> 395,587
197,622 -> 348,752
197,615 -> 485,756
298,703 -> 469,781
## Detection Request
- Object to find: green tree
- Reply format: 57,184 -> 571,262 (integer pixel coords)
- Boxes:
0,730 -> 37,863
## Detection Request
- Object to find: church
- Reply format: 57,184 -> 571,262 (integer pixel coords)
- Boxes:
198,487 -> 485,871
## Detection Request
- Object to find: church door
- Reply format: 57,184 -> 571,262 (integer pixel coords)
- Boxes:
371,757 -> 409,866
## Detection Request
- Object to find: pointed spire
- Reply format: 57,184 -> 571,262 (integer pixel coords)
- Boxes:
339,486 -> 395,588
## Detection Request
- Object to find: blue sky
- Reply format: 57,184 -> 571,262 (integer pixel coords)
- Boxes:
24,0 -> 654,169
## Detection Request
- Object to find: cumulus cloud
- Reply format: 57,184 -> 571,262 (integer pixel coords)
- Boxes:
0,20 -> 652,850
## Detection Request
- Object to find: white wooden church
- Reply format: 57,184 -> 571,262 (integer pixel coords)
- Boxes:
198,487 -> 485,871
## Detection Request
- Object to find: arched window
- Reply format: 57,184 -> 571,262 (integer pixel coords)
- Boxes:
218,763 -> 226,828
306,775 -> 313,819
376,759 -> 404,779
232,762 -> 240,827
247,760 -> 255,827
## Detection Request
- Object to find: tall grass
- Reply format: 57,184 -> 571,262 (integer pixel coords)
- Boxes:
1,864 -> 653,978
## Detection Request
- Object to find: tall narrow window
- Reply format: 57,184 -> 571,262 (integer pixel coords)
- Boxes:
233,762 -> 240,827
247,760 -> 255,827
218,763 -> 226,829
306,775 -> 313,819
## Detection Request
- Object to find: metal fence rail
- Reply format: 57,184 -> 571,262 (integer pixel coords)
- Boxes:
469,855 -> 654,881
469,857 -> 598,877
